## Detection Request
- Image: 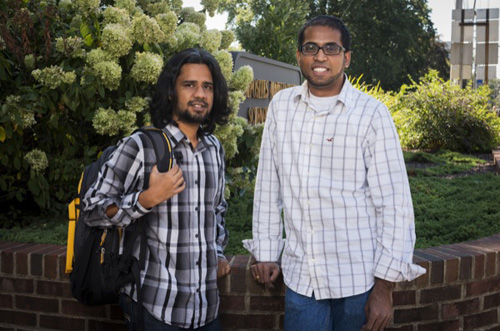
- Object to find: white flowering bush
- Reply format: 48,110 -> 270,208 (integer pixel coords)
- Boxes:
0,0 -> 254,218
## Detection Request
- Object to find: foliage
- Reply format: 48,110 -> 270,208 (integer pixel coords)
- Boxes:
392,70 -> 500,153
3,151 -> 500,255
220,0 -> 309,65
406,151 -> 500,248
221,0 -> 449,92
0,0 -> 253,225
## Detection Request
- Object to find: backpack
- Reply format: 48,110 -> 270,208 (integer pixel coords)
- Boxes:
65,127 -> 172,312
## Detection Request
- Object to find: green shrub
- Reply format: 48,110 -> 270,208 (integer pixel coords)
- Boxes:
0,0 -> 250,225
392,70 -> 500,152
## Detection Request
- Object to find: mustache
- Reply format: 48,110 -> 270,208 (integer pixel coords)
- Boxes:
188,99 -> 208,107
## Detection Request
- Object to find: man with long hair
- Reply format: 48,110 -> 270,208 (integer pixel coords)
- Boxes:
244,16 -> 425,330
83,48 -> 232,330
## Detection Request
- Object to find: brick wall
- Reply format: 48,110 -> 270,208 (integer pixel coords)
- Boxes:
1,235 -> 499,331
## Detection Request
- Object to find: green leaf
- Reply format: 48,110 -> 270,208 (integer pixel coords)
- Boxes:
98,86 -> 105,98
0,126 -> 5,142
80,22 -> 90,39
62,93 -> 70,106
28,178 -> 41,195
13,156 -> 21,170
1,153 -> 7,166
15,190 -> 22,201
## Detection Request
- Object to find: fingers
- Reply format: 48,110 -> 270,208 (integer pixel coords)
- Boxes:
251,263 -> 280,289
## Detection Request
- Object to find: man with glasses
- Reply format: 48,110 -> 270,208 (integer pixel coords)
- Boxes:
243,15 -> 425,331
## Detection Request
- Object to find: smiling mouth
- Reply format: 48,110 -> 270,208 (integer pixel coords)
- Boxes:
188,100 -> 208,110
313,67 -> 328,73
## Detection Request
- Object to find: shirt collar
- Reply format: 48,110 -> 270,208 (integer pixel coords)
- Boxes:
293,74 -> 356,113
163,122 -> 214,150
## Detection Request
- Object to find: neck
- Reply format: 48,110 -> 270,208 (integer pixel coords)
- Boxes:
176,120 -> 201,148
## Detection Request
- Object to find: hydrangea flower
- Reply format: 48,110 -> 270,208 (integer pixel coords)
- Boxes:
93,107 -> 120,136
5,95 -> 36,129
180,7 -> 206,30
32,66 -> 76,89
73,0 -> 100,17
230,65 -> 254,90
214,115 -> 244,159
117,110 -> 137,135
228,90 -> 246,113
86,48 -> 116,67
147,2 -> 171,16
115,0 -> 136,13
131,14 -> 165,45
155,12 -> 177,41
101,24 -> 133,58
102,6 -> 131,25
58,0 -> 73,13
131,52 -> 163,84
93,61 -> 122,90
24,149 -> 49,174
201,0 -> 219,17
125,97 -> 149,113
175,22 -> 201,51
24,54 -> 35,70
55,36 -> 85,58
200,29 -> 221,53
213,50 -> 233,82
220,30 -> 235,50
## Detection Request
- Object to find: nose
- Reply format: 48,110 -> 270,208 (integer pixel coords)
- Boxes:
314,48 -> 328,61
194,85 -> 207,99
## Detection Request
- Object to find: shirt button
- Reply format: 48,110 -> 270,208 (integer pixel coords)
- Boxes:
195,233 -> 199,238
196,260 -> 200,265
195,206 -> 199,211
195,179 -> 198,185
196,289 -> 200,292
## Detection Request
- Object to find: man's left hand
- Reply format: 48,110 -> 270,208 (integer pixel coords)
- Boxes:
217,258 -> 231,279
362,278 -> 394,331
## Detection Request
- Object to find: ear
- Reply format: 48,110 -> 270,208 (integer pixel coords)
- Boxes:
344,51 -> 352,69
296,49 -> 301,66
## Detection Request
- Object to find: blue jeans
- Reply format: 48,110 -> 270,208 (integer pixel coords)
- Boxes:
284,287 -> 372,331
119,294 -> 222,331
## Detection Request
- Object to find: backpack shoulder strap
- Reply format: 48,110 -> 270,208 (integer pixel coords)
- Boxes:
135,127 -> 173,173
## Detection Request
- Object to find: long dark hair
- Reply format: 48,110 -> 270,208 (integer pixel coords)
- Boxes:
298,15 -> 351,52
149,48 -> 230,134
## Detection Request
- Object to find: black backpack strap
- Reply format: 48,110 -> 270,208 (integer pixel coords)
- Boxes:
129,127 -> 173,330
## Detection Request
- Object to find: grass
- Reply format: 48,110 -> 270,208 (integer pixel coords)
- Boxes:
1,150 -> 499,254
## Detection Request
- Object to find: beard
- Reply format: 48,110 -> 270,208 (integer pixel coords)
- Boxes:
175,100 -> 210,124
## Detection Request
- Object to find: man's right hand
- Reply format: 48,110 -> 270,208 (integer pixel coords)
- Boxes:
251,262 -> 280,289
139,164 -> 186,209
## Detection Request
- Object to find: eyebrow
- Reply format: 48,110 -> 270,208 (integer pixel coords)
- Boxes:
182,80 -> 214,85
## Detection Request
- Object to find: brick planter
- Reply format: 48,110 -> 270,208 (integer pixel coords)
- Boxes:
1,235 -> 500,330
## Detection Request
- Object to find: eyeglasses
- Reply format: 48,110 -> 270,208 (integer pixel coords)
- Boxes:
299,42 -> 345,56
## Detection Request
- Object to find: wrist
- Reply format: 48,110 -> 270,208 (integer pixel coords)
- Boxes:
375,278 -> 395,291
138,189 -> 155,209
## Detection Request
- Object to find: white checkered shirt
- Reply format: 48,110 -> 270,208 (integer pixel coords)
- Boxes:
243,77 -> 425,299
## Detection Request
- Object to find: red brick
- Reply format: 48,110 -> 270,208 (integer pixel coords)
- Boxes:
414,261 -> 430,287
414,250 -> 444,284
393,290 -> 416,306
60,253 -> 70,279
250,295 -> 285,312
485,252 -> 497,277
484,292 -> 500,309
15,295 -> 59,313
39,314 -> 86,330
36,280 -> 72,298
15,251 -> 28,276
0,277 -> 34,294
442,298 -> 480,319
0,294 -> 13,308
219,295 -> 245,311
474,254 -> 485,279
30,245 -> 61,277
385,325 -> 413,331
464,309 -> 498,329
466,278 -> 500,296
393,304 -> 438,323
419,285 -> 461,304
219,313 -> 275,330
0,309 -> 37,327
434,245 -> 474,280
417,320 -> 460,331
44,252 -> 59,279
88,320 -> 127,331
425,247 -> 460,283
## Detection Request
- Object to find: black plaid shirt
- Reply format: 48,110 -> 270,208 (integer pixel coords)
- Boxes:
82,123 -> 228,328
